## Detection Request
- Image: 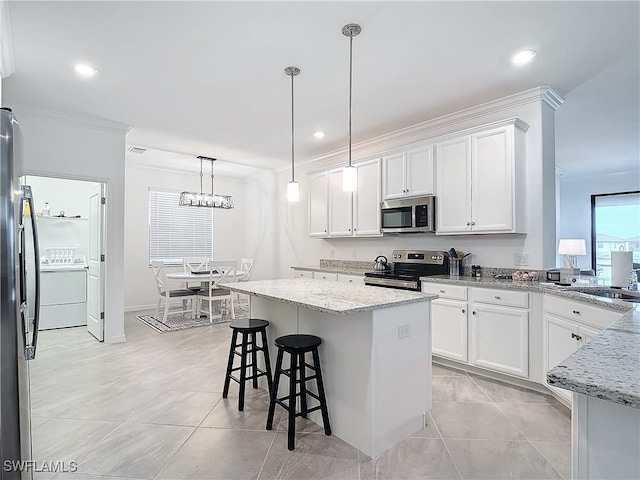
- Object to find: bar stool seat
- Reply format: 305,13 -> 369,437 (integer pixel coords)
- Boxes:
266,334 -> 331,450
223,319 -> 273,411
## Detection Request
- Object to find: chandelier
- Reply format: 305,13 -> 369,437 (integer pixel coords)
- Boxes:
179,156 -> 234,209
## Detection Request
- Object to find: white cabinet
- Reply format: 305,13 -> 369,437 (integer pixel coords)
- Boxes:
542,294 -> 622,402
382,144 -> 434,200
293,269 -> 313,279
337,274 -> 364,284
308,172 -> 329,237
313,272 -> 338,281
327,159 -> 382,237
470,287 -> 530,378
435,120 -> 527,235
40,268 -> 88,329
422,283 -> 468,362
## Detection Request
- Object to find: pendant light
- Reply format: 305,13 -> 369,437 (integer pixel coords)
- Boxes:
285,66 -> 301,202
179,156 -> 234,208
342,23 -> 361,192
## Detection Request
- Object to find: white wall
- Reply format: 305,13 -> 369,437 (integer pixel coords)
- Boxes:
558,171 -> 640,270
246,87 -> 561,280
124,164 -> 248,311
13,106 -> 128,343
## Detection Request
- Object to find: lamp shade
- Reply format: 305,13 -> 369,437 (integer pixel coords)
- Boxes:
557,238 -> 586,255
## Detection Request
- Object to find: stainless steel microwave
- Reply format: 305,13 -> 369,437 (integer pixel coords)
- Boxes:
380,195 -> 435,233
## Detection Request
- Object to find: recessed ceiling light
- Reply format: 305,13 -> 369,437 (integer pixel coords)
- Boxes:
74,63 -> 97,77
511,49 -> 537,66
314,131 -> 325,138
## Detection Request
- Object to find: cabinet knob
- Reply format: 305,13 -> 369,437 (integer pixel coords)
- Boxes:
494,295 -> 501,300
466,222 -> 471,226
571,332 -> 582,341
471,221 -> 475,226
439,289 -> 446,293
462,309 -> 466,314
348,228 -> 351,231
572,310 -> 580,315
472,311 -> 476,315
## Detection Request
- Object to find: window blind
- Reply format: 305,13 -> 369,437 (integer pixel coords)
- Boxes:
149,189 -> 213,264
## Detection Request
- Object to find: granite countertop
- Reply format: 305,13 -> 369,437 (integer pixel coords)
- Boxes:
547,308 -> 640,408
219,278 -> 436,316
291,264 -> 374,276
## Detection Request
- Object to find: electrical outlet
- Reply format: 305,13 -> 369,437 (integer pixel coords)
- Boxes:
398,324 -> 411,339
329,250 -> 335,259
352,250 -> 357,259
514,254 -> 529,266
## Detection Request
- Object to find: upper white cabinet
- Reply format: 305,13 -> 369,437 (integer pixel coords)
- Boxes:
327,158 -> 382,238
308,171 -> 329,237
435,120 -> 528,235
382,144 -> 434,200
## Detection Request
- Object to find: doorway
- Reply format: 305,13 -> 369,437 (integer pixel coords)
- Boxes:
23,175 -> 106,341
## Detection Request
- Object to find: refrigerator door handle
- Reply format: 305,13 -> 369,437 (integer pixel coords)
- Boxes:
19,185 -> 40,360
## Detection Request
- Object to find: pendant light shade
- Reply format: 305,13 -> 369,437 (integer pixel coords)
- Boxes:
342,23 -> 361,192
285,66 -> 300,202
179,156 -> 234,208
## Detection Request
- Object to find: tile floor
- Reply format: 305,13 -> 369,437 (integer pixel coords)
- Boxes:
29,311 -> 571,480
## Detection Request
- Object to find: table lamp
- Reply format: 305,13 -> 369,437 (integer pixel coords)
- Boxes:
558,238 -> 586,282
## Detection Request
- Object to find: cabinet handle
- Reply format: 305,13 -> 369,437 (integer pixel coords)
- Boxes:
494,295 -> 501,300
348,228 -> 351,231
462,309 -> 466,314
472,311 -> 476,315
572,310 -> 580,315
471,221 -> 475,226
466,222 -> 471,226
439,289 -> 446,293
571,332 -> 583,341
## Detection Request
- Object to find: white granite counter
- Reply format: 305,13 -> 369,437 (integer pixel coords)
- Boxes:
220,278 -> 436,316
546,307 -> 640,408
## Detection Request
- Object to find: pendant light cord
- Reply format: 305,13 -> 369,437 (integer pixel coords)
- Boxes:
290,71 -> 295,182
348,33 -> 353,168
199,157 -> 204,195
210,158 -> 214,194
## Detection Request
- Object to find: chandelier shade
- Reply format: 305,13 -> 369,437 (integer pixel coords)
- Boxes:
179,156 -> 234,209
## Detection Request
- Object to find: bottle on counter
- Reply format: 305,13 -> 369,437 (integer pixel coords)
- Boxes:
42,202 -> 50,216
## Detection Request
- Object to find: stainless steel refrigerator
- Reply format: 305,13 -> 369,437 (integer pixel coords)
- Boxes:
0,107 -> 40,479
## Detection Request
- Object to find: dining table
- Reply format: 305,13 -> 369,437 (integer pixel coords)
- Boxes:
165,269 -> 245,319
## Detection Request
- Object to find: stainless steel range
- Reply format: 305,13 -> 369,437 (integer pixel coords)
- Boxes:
364,249 -> 448,291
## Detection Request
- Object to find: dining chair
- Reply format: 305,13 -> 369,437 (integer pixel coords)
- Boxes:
236,257 -> 254,303
182,257 -> 211,291
197,260 -> 238,322
151,260 -> 198,320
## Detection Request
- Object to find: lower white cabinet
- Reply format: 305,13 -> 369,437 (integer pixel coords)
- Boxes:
337,274 -> 364,284
293,269 -> 313,279
470,303 -> 529,378
431,299 -> 468,362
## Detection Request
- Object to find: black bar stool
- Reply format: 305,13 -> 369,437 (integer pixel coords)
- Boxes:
265,334 -> 331,450
222,319 -> 273,411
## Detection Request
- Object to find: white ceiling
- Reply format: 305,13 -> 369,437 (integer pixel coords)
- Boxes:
4,1 -> 639,178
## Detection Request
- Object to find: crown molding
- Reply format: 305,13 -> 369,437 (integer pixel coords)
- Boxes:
11,104 -> 130,134
0,0 -> 15,79
277,86 -> 564,176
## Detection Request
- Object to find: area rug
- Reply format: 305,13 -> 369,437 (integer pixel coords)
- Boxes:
136,304 -> 249,333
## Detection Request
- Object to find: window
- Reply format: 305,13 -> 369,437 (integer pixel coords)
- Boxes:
591,191 -> 640,284
148,189 -> 213,265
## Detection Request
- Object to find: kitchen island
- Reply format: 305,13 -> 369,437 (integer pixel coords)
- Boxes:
219,278 -> 437,457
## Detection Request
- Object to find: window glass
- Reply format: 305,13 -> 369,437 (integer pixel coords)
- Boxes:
148,189 -> 213,265
592,191 -> 640,284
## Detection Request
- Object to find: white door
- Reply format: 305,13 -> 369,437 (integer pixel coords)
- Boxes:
471,303 -> 529,378
87,183 -> 105,341
431,299 -> 468,362
328,168 -> 353,236
382,152 -> 407,200
435,136 -> 471,234
353,159 -> 382,236
471,127 -> 514,232
308,172 -> 328,237
406,145 -> 434,196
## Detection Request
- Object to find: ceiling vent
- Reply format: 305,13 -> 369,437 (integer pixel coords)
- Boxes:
127,146 -> 147,154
